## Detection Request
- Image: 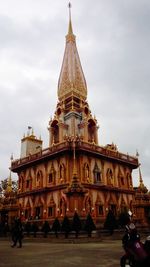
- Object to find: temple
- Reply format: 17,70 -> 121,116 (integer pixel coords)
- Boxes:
10,5 -> 150,226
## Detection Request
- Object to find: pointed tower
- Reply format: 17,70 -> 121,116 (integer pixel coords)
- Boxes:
134,165 -> 150,224
3,157 -> 19,224
11,4 -> 140,224
21,127 -> 42,158
5,155 -> 13,195
5,171 -> 13,195
48,3 -> 99,146
138,166 -> 148,193
58,3 -> 87,103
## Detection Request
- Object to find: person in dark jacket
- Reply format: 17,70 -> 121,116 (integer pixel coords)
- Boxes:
52,217 -> 61,238
72,212 -> 82,238
84,213 -> 96,237
31,222 -> 39,237
61,215 -> 71,238
42,221 -> 50,238
11,218 -> 23,248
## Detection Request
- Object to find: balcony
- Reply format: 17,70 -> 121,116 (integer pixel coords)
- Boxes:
11,139 -> 138,171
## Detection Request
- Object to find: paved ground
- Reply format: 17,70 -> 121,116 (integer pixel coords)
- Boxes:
0,237 -> 123,267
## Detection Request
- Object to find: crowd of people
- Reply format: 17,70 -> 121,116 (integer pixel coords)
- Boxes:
1,212 -> 150,265
0,212 -> 96,248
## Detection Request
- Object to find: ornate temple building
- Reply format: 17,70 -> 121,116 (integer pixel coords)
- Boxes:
134,167 -> 150,225
11,6 -> 150,226
0,171 -> 18,225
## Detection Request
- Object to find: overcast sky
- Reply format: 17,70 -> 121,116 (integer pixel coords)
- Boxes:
0,0 -> 150,189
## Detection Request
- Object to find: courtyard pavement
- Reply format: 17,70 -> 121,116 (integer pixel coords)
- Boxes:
0,236 -> 123,267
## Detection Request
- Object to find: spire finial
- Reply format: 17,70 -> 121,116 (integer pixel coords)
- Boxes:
68,2 -> 71,19
136,149 -> 139,157
10,153 -> 13,161
68,2 -> 73,35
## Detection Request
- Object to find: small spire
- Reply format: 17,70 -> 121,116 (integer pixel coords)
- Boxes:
31,128 -> 34,135
136,149 -> 139,157
28,126 -> 32,136
10,153 -> 13,161
68,2 -> 73,35
6,156 -> 13,193
7,171 -> 12,192
138,165 -> 148,193
139,166 -> 144,188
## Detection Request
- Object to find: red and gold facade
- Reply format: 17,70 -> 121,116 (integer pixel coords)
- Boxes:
11,7 -> 149,225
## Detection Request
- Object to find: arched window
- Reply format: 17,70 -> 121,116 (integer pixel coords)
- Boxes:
19,175 -> 24,192
48,163 -> 56,184
120,198 -> 127,213
84,163 -> 90,182
88,119 -> 96,143
85,197 -> 92,213
48,195 -> 56,217
118,169 -> 125,187
95,195 -> 104,216
36,170 -> 43,188
26,178 -> 30,189
59,163 -> 65,182
59,198 -> 66,216
25,200 -> 31,220
93,162 -> 101,183
127,173 -> 132,187
106,168 -> 114,186
51,120 -> 59,144
25,173 -> 32,191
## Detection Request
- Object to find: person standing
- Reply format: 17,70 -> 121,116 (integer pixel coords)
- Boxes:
52,217 -> 60,238
11,218 -> 23,248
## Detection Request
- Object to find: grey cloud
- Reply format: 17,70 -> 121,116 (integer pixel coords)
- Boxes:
0,0 -> 150,189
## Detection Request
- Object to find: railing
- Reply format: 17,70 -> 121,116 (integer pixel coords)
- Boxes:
78,141 -> 138,165
11,139 -> 138,169
11,142 -> 69,169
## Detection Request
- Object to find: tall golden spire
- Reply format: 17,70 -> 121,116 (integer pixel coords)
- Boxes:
57,3 -> 87,102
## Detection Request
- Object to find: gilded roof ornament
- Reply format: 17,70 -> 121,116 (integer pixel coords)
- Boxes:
6,171 -> 12,193
58,3 -> 87,102
68,2 -> 73,35
138,165 -> 148,193
5,155 -> 13,194
139,166 -> 144,188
